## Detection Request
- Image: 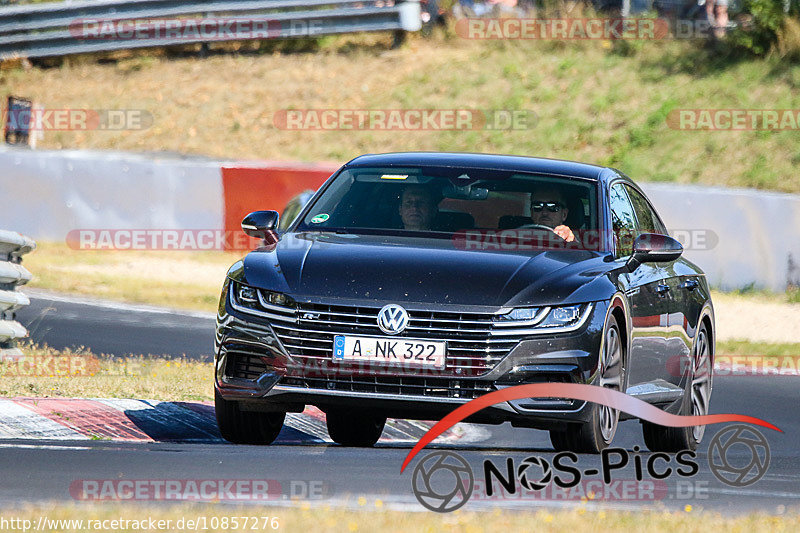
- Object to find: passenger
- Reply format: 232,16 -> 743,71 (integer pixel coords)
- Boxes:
399,185 -> 440,231
706,0 -> 729,39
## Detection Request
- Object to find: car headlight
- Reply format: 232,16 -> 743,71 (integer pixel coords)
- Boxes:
232,282 -> 294,311
262,290 -> 293,307
495,307 -> 548,326
237,284 -> 258,305
537,304 -> 588,328
495,304 -> 592,329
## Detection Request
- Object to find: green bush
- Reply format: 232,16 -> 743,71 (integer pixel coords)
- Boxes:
728,0 -> 787,56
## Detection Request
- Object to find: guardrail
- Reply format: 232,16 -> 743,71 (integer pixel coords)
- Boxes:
0,0 -> 421,60
0,230 -> 34,357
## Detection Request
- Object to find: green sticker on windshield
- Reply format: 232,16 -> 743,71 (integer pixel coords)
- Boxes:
310,213 -> 329,224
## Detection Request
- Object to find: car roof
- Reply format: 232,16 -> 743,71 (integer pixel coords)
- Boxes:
344,152 -> 611,181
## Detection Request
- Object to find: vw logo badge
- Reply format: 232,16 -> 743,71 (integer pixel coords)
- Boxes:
377,304 -> 409,335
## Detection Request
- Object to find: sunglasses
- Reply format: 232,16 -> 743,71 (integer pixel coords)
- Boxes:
531,201 -> 565,213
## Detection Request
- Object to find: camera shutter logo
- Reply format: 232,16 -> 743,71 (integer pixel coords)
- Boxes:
708,424 -> 770,487
377,304 -> 409,335
517,456 -> 553,491
411,451 -> 474,513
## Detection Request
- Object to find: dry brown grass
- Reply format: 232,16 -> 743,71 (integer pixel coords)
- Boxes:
0,343 -> 213,401
23,241 -> 239,311
777,17 -> 800,61
712,291 -> 800,344
2,503 -> 798,532
1,32 -> 799,191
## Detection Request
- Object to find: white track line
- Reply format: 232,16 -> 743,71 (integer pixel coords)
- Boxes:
0,400 -> 86,440
0,443 -> 91,450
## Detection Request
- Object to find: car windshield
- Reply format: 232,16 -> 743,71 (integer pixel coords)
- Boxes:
295,165 -> 600,250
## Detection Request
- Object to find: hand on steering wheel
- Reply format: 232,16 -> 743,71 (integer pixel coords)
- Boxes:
517,223 -> 575,243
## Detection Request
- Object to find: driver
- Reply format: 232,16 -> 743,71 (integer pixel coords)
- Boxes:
399,185 -> 439,231
530,186 -> 576,243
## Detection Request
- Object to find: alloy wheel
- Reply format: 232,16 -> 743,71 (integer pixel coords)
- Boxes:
598,325 -> 623,443
691,329 -> 713,441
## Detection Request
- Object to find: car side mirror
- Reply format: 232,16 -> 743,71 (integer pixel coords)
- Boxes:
241,210 -> 280,245
626,233 -> 683,271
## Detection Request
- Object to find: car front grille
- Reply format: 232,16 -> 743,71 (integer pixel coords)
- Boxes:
232,286 -> 536,377
279,375 -> 494,399
224,348 -> 270,380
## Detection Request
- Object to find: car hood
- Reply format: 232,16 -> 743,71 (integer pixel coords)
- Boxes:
240,232 -> 617,308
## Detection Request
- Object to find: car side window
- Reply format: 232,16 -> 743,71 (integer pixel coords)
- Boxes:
609,183 -> 637,257
625,185 -> 667,235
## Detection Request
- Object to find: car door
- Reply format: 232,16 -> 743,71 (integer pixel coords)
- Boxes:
608,182 -> 669,395
626,184 -> 696,389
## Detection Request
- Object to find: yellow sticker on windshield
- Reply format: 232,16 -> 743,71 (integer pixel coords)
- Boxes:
380,174 -> 408,180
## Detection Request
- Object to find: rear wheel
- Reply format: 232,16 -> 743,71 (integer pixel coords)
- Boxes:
215,388 -> 285,445
550,312 -> 625,453
326,409 -> 386,447
642,324 -> 712,452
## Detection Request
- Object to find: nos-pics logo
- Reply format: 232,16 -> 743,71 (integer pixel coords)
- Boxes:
411,451 -> 474,513
411,424 -> 770,513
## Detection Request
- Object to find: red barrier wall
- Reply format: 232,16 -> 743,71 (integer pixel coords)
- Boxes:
221,162 -> 338,249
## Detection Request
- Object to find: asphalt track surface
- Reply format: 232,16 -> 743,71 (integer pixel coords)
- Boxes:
8,291 -> 800,514
17,290 -> 215,360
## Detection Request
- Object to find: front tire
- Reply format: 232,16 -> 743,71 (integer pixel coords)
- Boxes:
642,324 -> 713,452
550,312 -> 625,453
215,388 -> 285,445
326,409 -> 386,447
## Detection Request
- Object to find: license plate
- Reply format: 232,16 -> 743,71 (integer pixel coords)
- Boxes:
332,335 -> 446,369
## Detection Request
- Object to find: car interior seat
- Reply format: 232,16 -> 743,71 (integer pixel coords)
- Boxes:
433,211 -> 475,232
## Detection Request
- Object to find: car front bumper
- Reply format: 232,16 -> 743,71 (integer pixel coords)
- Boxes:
214,278 -> 611,430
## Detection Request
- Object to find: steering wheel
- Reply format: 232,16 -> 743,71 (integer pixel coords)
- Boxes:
516,223 -> 569,242
517,223 -> 556,232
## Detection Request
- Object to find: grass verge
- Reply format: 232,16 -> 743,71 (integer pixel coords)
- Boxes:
1,30 -> 800,192
0,344 -> 213,401
23,241 -> 240,312
1,504 -> 798,532
716,340 -> 800,356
